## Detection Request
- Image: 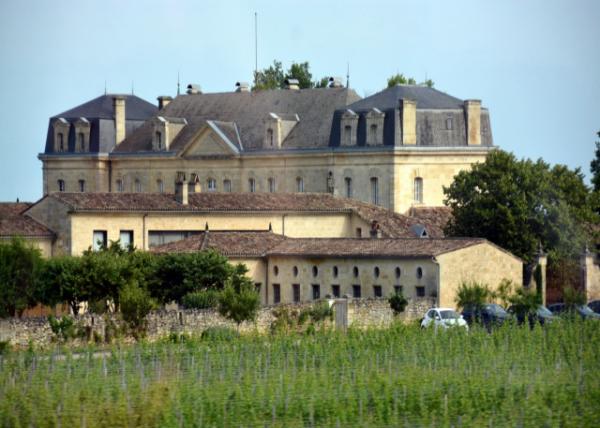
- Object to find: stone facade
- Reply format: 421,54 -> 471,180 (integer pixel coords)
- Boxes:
0,298 -> 431,347
582,252 -> 600,301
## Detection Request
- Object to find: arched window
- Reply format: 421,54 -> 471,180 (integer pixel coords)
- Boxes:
345,177 -> 352,198
267,128 -> 274,147
57,179 -> 65,192
370,177 -> 379,205
445,117 -> 453,130
416,267 -> 423,279
395,267 -> 401,279
78,179 -> 85,192
248,178 -> 256,193
414,177 -> 423,203
116,179 -> 124,193
374,266 -> 380,278
332,266 -> 338,278
223,179 -> 232,192
273,266 -> 279,276
296,177 -> 304,193
78,133 -> 85,151
268,177 -> 275,193
353,266 -> 359,278
135,179 -> 142,193
293,266 -> 298,277
207,178 -> 217,191
370,124 -> 377,143
57,133 -> 64,152
157,179 -> 164,193
312,266 -> 318,277
156,131 -> 162,150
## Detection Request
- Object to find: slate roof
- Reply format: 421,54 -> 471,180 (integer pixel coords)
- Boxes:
151,230 -> 287,257
150,230 -> 486,259
409,206 -> 453,233
0,203 -> 54,238
53,94 -> 157,121
40,192 -> 445,239
348,85 -> 465,110
114,88 -> 360,153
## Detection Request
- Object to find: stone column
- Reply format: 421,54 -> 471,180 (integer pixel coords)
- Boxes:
581,247 -> 600,302
535,247 -> 548,306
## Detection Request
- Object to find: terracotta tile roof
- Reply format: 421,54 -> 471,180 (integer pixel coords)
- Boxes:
151,230 -> 287,257
0,203 -> 54,238
267,237 -> 485,258
45,192 -> 444,239
408,206 -> 453,234
150,230 -> 485,259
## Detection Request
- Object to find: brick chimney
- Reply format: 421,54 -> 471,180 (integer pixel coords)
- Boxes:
464,100 -> 481,146
113,96 -> 126,145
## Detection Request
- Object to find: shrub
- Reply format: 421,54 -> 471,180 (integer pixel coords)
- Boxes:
47,315 -> 75,342
0,340 -> 10,355
455,281 -> 493,311
389,292 -> 408,316
217,271 -> 260,326
181,289 -> 220,310
562,286 -> 585,307
119,282 -> 157,338
301,301 -> 333,323
201,326 -> 239,341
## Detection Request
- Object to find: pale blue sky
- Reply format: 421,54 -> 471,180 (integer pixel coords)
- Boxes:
0,0 -> 598,201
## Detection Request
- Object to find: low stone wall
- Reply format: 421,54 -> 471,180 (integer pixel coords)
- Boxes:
0,297 -> 434,347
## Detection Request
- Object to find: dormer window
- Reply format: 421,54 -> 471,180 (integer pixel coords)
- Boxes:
340,109 -> 358,146
58,179 -> 65,192
446,117 -> 453,130
267,128 -> 274,147
370,124 -> 377,143
58,133 -> 65,152
344,125 -> 352,145
156,131 -> 162,150
78,133 -> 85,151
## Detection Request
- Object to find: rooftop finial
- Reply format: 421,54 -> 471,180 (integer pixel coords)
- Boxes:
346,62 -> 350,88
177,71 -> 180,96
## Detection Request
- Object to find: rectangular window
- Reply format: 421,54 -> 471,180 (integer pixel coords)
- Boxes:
148,231 -> 200,247
296,177 -> 304,193
255,282 -> 261,296
345,177 -> 352,198
135,180 -> 142,193
332,284 -> 340,298
373,285 -> 383,298
292,284 -> 300,303
370,177 -> 379,205
352,285 -> 361,298
157,180 -> 164,193
207,179 -> 217,191
416,286 -> 425,297
249,178 -> 256,193
78,180 -> 85,192
268,178 -> 275,193
394,285 -> 403,295
414,178 -> 423,203
116,180 -> 124,193
58,180 -> 65,192
356,227 -> 362,238
273,284 -> 281,304
223,180 -> 232,192
92,230 -> 107,251
119,230 -> 133,250
344,125 -> 352,145
312,284 -> 320,300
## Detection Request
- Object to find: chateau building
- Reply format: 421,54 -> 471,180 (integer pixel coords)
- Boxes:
39,83 -> 494,214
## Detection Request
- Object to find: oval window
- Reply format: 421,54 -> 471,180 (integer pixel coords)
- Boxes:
273,265 -> 279,276
353,266 -> 359,278
293,266 -> 299,277
374,266 -> 380,278
416,267 -> 423,279
312,266 -> 318,277
395,267 -> 401,278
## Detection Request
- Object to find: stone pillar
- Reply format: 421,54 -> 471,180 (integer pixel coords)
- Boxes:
113,96 -> 126,146
581,247 -> 600,302
535,247 -> 548,306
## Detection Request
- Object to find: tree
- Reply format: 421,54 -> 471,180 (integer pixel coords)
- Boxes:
253,60 -> 317,90
119,282 -> 157,338
444,150 -> 592,263
389,292 -> 408,316
314,76 -> 330,88
217,264 -> 260,327
591,131 -> 600,192
0,237 -> 43,318
454,281 -> 493,311
38,256 -> 89,315
285,62 -> 313,89
387,73 -> 416,87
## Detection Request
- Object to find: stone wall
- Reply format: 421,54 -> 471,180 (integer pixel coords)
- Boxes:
0,297 -> 434,348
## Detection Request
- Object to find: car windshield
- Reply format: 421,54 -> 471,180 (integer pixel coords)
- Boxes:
537,306 -> 553,316
485,304 -> 507,315
440,310 -> 459,319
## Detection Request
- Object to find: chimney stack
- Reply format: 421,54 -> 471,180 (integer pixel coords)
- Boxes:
174,172 -> 188,205
464,100 -> 481,146
186,84 -> 202,95
328,77 -> 344,88
113,96 -> 126,146
399,98 -> 417,145
284,78 -> 300,90
157,96 -> 173,110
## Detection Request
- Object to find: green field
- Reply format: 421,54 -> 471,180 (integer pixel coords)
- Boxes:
1,321 -> 599,427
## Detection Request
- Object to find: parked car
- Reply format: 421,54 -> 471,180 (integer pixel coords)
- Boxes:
587,300 -> 600,314
547,303 -> 600,320
507,304 -> 557,327
421,308 -> 468,330
461,303 -> 512,329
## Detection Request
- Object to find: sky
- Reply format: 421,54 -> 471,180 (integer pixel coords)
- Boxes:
0,0 -> 599,202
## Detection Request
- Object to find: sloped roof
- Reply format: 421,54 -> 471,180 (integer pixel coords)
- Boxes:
151,230 -> 286,257
39,192 -> 445,238
53,94 -> 157,121
0,203 -> 54,238
409,206 -> 453,233
348,85 -> 465,110
114,88 -> 360,153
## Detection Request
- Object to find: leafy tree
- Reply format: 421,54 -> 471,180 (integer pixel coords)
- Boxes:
314,76 -> 330,88
507,288 -> 541,318
217,265 -> 260,326
562,286 -> 585,307
389,292 -> 408,316
38,256 -> 89,315
591,131 -> 600,192
387,73 -> 416,87
80,243 -> 131,308
444,150 -> 592,263
423,79 -> 435,88
0,237 -> 43,318
285,61 -> 313,89
253,60 -> 285,90
454,281 -> 493,311
119,282 -> 157,338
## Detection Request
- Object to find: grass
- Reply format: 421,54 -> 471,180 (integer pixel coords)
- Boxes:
0,320 -> 599,427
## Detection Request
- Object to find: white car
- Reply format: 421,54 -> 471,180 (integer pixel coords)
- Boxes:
421,307 -> 469,330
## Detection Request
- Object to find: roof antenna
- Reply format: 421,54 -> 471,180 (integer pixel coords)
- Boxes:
254,12 -> 258,88
346,62 -> 350,89
104,80 -> 107,95
131,80 -> 134,95
177,71 -> 180,96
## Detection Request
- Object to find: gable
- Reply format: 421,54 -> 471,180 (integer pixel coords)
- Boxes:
180,126 -> 238,157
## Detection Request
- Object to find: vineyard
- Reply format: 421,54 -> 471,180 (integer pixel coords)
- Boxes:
1,320 -> 599,427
